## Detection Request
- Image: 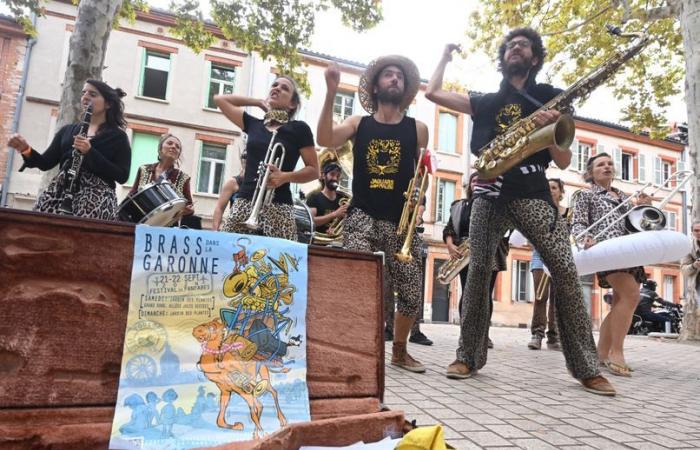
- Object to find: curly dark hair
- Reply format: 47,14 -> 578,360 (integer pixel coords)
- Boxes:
86,79 -> 127,130
497,28 -> 546,79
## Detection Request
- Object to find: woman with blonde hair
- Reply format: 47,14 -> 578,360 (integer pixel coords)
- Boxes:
571,153 -> 651,376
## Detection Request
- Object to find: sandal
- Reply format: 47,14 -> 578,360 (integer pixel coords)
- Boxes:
603,360 -> 631,377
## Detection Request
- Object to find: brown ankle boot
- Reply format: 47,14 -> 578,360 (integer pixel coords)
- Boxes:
391,342 -> 425,373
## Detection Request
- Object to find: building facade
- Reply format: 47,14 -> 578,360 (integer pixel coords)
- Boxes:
0,15 -> 29,199
4,1 -> 688,330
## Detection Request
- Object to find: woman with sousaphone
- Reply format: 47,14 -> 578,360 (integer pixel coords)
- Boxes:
571,152 -> 654,377
214,75 -> 319,240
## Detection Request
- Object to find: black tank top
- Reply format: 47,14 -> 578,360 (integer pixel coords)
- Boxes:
351,115 -> 417,223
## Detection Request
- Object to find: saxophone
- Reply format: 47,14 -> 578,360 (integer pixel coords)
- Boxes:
437,239 -> 470,285
474,26 -> 649,178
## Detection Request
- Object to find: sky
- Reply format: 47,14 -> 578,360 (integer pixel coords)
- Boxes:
1,0 -> 687,125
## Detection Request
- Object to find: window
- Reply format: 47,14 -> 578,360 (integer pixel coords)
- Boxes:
572,141 -> 591,172
333,92 -> 355,122
437,112 -> 458,153
197,143 -> 227,194
127,133 -> 160,185
621,152 -> 633,181
435,179 -> 456,223
665,211 -> 678,231
663,275 -> 675,301
511,260 -> 532,302
140,51 -> 170,100
207,64 -> 236,108
654,157 -> 673,186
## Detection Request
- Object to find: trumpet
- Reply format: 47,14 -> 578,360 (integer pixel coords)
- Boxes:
395,148 -> 430,263
243,130 -> 286,230
436,239 -> 470,285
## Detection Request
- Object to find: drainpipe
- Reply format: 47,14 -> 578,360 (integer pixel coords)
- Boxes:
1,15 -> 37,207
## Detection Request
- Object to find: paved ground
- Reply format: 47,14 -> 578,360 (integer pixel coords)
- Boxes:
384,324 -> 700,450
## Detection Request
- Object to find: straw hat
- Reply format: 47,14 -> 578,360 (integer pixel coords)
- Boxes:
358,55 -> 420,114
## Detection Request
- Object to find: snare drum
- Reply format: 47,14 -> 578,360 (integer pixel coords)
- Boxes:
293,200 -> 314,244
118,181 -> 186,227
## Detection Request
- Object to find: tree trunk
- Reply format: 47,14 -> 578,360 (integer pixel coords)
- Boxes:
38,0 -> 124,192
680,0 -> 700,341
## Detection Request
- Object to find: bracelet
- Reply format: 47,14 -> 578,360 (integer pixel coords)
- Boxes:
21,145 -> 32,156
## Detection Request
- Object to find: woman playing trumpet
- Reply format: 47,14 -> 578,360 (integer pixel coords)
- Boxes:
214,76 -> 319,240
571,153 -> 652,377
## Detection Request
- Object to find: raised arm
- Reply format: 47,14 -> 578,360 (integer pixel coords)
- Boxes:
214,94 -> 267,130
317,63 -> 360,148
425,44 -> 472,115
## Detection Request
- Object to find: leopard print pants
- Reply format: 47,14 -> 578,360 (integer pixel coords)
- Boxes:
458,197 -> 600,380
34,170 -> 117,220
343,208 -> 423,318
222,198 -> 297,241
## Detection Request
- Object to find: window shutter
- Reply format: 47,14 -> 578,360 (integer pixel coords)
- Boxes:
596,143 -> 605,156
571,139 -> 579,172
638,154 -> 647,183
654,157 -> 662,186
511,260 -> 518,302
613,147 -> 622,176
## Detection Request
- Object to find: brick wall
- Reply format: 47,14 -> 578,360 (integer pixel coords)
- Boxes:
0,18 -> 28,189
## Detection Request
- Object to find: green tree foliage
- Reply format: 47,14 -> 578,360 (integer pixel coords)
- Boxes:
2,0 -> 383,95
173,0 -> 383,94
468,0 -> 683,135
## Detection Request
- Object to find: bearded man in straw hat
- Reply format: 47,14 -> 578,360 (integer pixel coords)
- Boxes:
317,56 -> 429,373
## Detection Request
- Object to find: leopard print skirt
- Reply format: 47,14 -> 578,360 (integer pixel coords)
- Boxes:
222,197 -> 297,241
457,197 -> 600,380
34,170 -> 117,221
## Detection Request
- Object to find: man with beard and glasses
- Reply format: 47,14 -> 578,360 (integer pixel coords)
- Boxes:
305,158 -> 349,236
426,28 -> 616,395
317,55 -> 429,373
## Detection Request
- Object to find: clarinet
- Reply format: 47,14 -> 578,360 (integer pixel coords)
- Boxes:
58,103 -> 93,215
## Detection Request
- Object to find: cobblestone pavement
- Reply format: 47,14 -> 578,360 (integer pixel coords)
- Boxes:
384,324 -> 700,450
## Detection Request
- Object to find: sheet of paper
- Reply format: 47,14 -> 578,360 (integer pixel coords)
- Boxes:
299,436 -> 402,449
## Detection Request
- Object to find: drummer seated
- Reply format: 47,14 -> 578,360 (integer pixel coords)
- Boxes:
129,133 -> 194,217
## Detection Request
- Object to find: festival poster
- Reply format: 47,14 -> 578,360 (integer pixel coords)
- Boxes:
110,225 -> 310,450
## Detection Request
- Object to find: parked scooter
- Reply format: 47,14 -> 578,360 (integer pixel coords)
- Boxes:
629,303 -> 683,335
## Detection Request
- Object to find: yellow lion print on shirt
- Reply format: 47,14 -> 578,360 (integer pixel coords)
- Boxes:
495,103 -> 522,134
366,139 -> 401,176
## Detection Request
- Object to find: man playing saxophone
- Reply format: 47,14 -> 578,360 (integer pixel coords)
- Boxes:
306,158 -> 350,242
318,55 -> 429,373
426,28 -> 615,395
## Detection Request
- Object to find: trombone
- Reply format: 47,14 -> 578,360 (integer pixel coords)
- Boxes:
534,170 -> 693,297
244,130 -> 286,230
575,170 -> 692,243
395,148 -> 430,263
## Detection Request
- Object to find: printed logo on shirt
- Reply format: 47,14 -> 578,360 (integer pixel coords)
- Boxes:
495,103 -> 522,134
366,138 -> 401,191
366,139 -> 401,176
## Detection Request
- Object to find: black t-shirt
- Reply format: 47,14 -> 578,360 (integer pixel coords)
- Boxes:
351,115 -> 417,223
237,112 -> 315,205
470,78 -> 563,202
20,124 -> 131,188
305,190 -> 349,233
